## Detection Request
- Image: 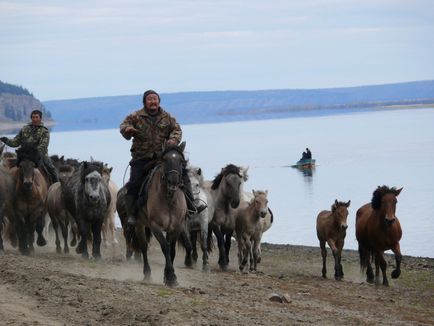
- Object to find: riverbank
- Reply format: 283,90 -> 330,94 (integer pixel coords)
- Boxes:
0,233 -> 433,325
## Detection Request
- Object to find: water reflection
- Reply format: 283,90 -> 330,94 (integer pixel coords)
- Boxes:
295,166 -> 315,179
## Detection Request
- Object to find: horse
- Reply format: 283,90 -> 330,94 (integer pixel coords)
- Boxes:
62,161 -> 111,259
0,164 -> 16,255
184,165 -> 213,271
207,164 -> 248,271
133,142 -> 188,287
356,186 -> 403,286
46,164 -> 79,254
235,190 -> 269,273
101,164 -> 119,248
316,199 -> 351,280
10,145 -> 49,255
241,190 -> 273,265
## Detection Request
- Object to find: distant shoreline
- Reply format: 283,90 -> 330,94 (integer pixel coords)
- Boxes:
1,104 -> 433,134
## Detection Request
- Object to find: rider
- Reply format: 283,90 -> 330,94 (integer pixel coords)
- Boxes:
0,109 -> 59,183
120,89 -> 206,226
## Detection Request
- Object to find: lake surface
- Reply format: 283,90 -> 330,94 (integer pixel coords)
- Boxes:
44,108 -> 434,258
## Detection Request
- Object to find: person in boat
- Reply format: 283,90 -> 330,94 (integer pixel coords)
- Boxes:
0,109 -> 59,183
305,148 -> 312,159
120,89 -> 207,226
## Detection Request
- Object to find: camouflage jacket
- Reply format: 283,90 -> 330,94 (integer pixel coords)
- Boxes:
4,122 -> 50,156
120,107 -> 182,161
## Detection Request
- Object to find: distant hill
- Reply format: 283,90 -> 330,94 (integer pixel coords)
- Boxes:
39,80 -> 434,131
0,80 -> 53,132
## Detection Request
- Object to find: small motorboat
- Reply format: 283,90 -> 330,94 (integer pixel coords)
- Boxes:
291,158 -> 316,169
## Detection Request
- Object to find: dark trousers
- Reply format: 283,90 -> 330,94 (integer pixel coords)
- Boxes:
126,158 -> 155,196
41,155 -> 59,183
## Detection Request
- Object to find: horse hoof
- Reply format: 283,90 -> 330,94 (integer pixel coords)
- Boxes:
184,257 -> 193,268
202,264 -> 211,273
64,247 -> 69,254
164,276 -> 178,288
37,237 -> 47,247
56,247 -> 62,254
219,264 -> 229,272
0,249 -> 4,256
70,239 -> 77,247
391,269 -> 401,279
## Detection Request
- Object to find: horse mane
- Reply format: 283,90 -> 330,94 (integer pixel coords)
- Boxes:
59,164 -> 75,173
371,185 -> 400,210
80,161 -> 104,183
211,164 -> 242,190
16,144 -> 41,165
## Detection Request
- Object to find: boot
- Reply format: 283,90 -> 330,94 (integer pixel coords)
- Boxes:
124,194 -> 138,226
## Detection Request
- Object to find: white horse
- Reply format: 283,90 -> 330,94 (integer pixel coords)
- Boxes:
185,166 -> 213,271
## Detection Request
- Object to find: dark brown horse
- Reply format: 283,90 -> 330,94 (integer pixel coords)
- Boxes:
316,199 -> 351,280
10,145 -> 48,255
356,186 -> 403,286
134,142 -> 188,287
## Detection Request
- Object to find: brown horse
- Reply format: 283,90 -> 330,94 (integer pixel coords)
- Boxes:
356,186 -> 403,286
235,189 -> 269,273
0,165 -> 16,255
316,199 -> 351,280
134,142 -> 188,287
11,145 -> 49,255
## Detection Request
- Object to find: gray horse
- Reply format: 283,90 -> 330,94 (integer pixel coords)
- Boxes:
62,161 -> 111,259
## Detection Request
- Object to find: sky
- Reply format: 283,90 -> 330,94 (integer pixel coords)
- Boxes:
1,0 -> 434,101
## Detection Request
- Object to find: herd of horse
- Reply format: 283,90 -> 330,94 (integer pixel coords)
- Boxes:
0,142 -> 403,288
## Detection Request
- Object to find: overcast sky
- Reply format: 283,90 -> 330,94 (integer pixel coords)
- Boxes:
1,0 -> 433,101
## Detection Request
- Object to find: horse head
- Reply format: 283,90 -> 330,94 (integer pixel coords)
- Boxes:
80,161 -> 104,205
332,199 -> 351,231
15,144 -> 41,192
212,164 -> 245,209
371,186 -> 403,226
252,189 -> 269,218
160,141 -> 186,197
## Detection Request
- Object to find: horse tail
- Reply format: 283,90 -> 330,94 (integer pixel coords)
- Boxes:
358,243 -> 371,271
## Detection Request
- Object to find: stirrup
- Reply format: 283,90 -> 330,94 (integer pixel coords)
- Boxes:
195,204 -> 207,214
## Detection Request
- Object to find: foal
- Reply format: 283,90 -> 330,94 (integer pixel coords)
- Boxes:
235,190 -> 269,273
316,199 -> 351,280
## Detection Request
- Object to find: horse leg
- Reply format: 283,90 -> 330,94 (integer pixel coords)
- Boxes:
391,243 -> 402,279
320,240 -> 327,278
200,224 -> 210,272
153,229 -> 178,287
15,217 -> 28,255
35,214 -> 47,247
0,211 -> 4,255
190,230 -> 198,263
51,216 -> 62,254
224,230 -> 233,264
60,218 -> 70,254
91,221 -> 103,260
211,225 -> 228,270
252,239 -> 260,272
241,237 -> 251,273
70,217 -> 78,247
377,252 -> 389,286
179,228 -> 193,268
76,220 -> 90,258
136,225 -> 151,279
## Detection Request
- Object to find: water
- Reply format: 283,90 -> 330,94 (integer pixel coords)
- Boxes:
42,108 -> 434,258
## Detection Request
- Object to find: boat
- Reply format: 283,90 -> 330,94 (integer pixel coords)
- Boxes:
291,158 -> 316,169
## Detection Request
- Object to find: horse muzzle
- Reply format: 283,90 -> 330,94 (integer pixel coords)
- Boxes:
341,224 -> 348,230
385,217 -> 396,226
259,210 -> 267,218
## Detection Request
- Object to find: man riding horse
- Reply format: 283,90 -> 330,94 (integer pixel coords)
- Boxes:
0,109 -> 59,184
120,89 -> 206,226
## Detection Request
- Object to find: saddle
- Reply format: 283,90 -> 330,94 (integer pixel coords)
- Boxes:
137,162 -> 160,207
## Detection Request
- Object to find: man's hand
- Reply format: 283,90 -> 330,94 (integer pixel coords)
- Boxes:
124,126 -> 138,136
0,137 -> 8,143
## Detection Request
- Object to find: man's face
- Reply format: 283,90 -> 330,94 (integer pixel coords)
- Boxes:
31,113 -> 42,125
145,94 -> 160,115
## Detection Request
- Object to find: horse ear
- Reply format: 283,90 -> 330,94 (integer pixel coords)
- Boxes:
241,166 -> 249,181
396,187 -> 403,196
197,168 -> 202,176
265,190 -> 268,196
60,155 -> 64,160
335,199 -> 338,206
252,189 -> 256,196
346,200 -> 351,207
179,141 -> 186,152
